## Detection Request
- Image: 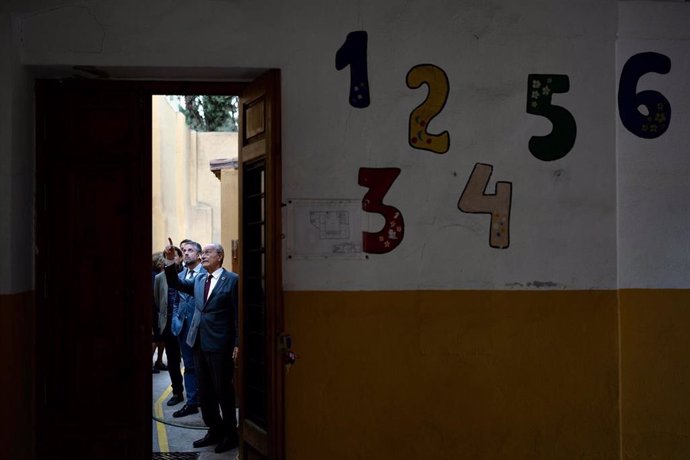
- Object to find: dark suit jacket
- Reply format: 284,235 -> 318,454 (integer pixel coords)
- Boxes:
171,265 -> 207,337
165,264 -> 239,353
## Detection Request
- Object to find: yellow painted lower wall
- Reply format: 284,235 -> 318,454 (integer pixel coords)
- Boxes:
284,290 -> 620,459
3,288 -> 687,459
0,291 -> 35,460
620,289 -> 690,459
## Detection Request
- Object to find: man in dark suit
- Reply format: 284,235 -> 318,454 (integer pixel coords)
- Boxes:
164,240 -> 239,454
170,239 -> 206,418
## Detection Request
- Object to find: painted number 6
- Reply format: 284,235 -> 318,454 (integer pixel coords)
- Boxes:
618,51 -> 671,139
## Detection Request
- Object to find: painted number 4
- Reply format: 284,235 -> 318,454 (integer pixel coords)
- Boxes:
458,163 -> 512,249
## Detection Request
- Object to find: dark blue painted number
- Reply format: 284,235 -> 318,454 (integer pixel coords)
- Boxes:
335,31 -> 370,108
618,52 -> 671,139
526,74 -> 577,162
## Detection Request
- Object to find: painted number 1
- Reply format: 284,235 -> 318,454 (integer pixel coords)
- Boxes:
335,31 -> 371,108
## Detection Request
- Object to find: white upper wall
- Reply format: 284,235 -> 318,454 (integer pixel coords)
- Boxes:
279,0 -> 618,290
2,0 -> 688,292
616,2 -> 690,288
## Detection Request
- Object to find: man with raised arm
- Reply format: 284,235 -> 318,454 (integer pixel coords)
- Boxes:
164,239 -> 240,453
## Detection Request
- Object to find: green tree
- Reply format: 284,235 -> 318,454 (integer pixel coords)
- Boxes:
178,95 -> 238,132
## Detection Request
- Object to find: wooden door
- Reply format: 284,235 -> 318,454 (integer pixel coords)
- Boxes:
35,80 -> 151,460
237,69 -> 285,459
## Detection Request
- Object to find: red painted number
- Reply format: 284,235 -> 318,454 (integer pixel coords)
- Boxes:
358,167 -> 405,254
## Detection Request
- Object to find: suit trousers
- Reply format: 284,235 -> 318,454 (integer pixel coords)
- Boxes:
177,322 -> 198,406
162,322 -> 183,396
194,346 -> 238,439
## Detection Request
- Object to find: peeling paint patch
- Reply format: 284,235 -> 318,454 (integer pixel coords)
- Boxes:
505,282 -> 524,288
526,280 -> 561,288
505,281 -> 566,289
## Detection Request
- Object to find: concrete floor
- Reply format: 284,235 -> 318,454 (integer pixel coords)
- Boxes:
152,354 -> 239,460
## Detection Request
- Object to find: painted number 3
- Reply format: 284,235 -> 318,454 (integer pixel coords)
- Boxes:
359,168 -> 405,254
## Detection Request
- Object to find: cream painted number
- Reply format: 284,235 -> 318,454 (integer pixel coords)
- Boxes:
458,163 -> 512,249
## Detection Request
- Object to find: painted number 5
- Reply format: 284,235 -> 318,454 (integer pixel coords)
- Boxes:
526,74 -> 577,162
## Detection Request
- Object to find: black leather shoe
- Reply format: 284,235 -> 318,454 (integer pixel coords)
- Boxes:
167,394 -> 184,406
214,435 -> 239,453
173,404 -> 198,418
193,431 -> 223,448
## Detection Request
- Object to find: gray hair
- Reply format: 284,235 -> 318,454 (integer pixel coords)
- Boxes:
206,243 -> 225,265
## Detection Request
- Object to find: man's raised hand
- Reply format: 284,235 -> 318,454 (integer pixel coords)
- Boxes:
164,237 -> 175,260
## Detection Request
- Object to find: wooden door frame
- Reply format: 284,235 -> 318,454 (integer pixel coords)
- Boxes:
35,77 -> 289,458
237,69 -> 284,460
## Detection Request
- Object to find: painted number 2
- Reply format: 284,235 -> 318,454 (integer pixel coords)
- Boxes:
359,168 -> 405,254
458,163 -> 512,249
406,64 -> 450,154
